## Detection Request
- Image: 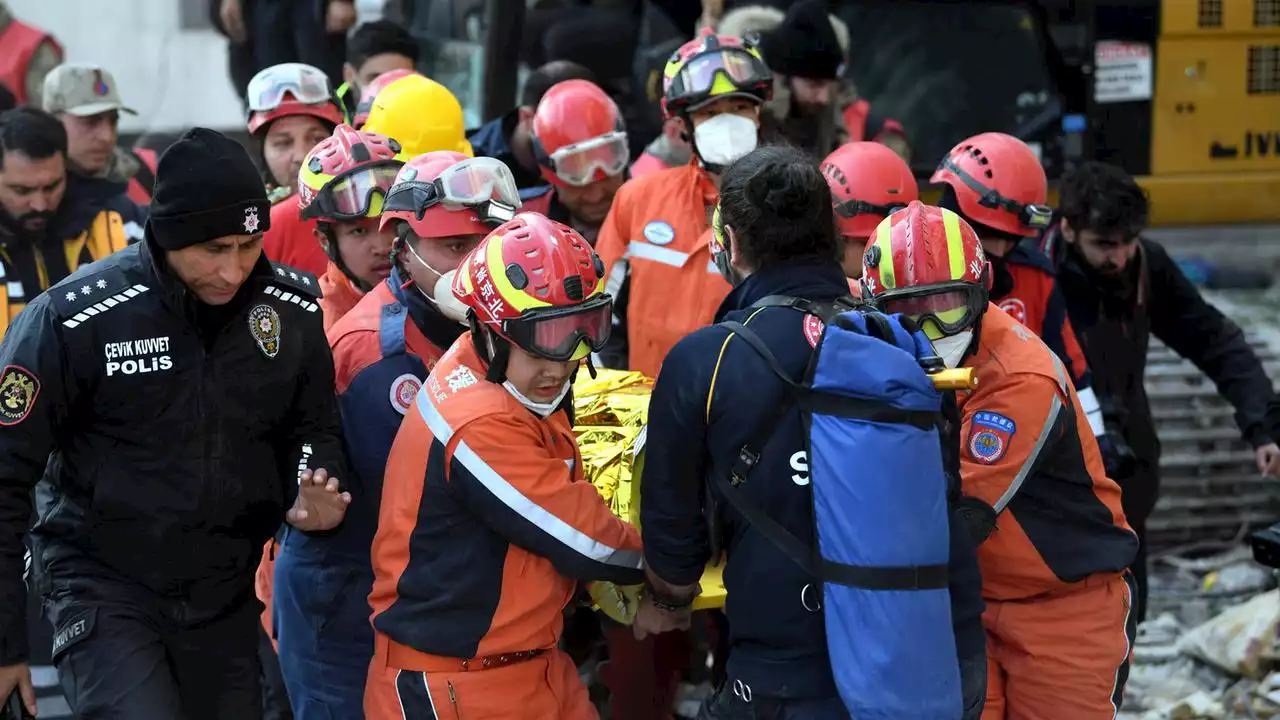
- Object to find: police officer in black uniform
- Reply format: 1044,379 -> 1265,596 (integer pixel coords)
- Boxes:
0,127 -> 351,719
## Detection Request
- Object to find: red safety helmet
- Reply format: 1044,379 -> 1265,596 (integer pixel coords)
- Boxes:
353,69 -> 420,128
661,28 -> 772,120
246,63 -> 345,135
822,142 -> 919,239
452,213 -> 611,362
297,124 -> 407,222
930,132 -> 1052,238
380,152 -> 520,239
861,201 -> 991,339
531,80 -> 629,188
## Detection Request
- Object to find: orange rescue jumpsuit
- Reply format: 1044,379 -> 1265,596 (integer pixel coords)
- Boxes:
318,261 -> 366,330
595,163 -> 731,377
366,337 -> 644,719
960,305 -> 1139,719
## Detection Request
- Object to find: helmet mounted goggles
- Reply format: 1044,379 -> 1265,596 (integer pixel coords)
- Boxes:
248,64 -> 334,112
383,157 -> 519,225
503,294 -> 613,362
864,278 -> 988,340
301,162 -> 402,221
667,46 -> 771,112
937,157 -> 1054,232
537,131 -> 630,187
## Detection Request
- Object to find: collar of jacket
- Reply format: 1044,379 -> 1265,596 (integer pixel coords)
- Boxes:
1058,235 -> 1148,309
715,257 -> 849,322
387,264 -> 466,352
140,227 -> 275,321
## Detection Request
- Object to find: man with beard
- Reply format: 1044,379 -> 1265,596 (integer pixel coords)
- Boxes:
0,108 -> 138,337
1042,160 -> 1280,623
757,0 -> 907,159
520,79 -> 628,246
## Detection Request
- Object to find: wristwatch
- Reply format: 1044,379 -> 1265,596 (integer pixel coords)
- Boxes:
645,580 -> 699,612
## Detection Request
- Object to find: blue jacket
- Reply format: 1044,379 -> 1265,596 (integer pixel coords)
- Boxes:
641,258 -> 985,699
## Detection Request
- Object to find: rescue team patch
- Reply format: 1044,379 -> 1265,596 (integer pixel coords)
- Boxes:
248,304 -> 282,359
967,411 -> 1017,465
803,314 -> 824,349
999,298 -> 1027,325
642,220 -> 675,246
51,607 -> 96,660
389,373 -> 421,415
0,365 -> 39,426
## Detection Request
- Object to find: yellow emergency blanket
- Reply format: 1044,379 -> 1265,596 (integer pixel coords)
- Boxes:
573,369 -> 727,620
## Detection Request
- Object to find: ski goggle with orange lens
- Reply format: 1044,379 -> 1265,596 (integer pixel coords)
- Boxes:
504,294 -> 613,361
544,132 -> 630,186
248,66 -> 333,112
667,49 -> 770,109
303,163 -> 401,220
384,158 -> 520,224
864,281 -> 987,340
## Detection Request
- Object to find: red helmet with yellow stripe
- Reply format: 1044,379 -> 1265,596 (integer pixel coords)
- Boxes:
297,124 -> 408,222
453,213 -> 611,363
661,28 -> 772,120
861,201 -> 990,339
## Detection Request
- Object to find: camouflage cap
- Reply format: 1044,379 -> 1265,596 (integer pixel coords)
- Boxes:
42,63 -> 137,117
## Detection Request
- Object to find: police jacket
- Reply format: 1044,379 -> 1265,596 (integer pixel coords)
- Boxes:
0,233 -> 347,664
1044,231 -> 1277,525
640,259 -> 985,700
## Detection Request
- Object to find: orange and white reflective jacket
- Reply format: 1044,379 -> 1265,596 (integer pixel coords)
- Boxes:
369,336 -> 644,665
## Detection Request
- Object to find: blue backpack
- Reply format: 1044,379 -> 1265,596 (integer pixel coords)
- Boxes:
718,296 -> 962,719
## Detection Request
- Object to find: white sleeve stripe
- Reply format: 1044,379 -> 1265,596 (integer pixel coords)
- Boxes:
417,389 -> 643,570
1077,386 -> 1107,437
992,396 -> 1063,514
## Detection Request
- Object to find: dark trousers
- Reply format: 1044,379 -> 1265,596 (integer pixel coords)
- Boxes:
1130,517 -> 1149,625
43,572 -> 262,720
259,624 -> 293,720
250,0 -> 346,88
696,653 -> 986,720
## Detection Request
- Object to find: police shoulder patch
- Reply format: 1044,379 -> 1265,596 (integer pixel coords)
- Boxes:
50,267 -> 147,330
967,410 -> 1017,465
388,373 -> 421,415
0,365 -> 40,425
269,263 -> 322,299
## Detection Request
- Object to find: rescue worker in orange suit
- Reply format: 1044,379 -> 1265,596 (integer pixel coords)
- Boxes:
520,79 -> 629,246
862,201 -> 1140,719
932,132 -> 1135,481
294,123 -> 407,328
272,151 -> 515,718
820,141 -> 917,281
596,28 -> 772,378
252,63 -> 345,277
0,0 -> 62,108
366,212 -> 643,719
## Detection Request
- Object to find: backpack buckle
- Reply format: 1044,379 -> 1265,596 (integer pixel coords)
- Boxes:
729,447 -> 760,487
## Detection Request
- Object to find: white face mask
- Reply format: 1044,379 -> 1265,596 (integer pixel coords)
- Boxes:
931,330 -> 974,369
404,241 -> 470,324
693,113 -> 759,167
503,378 -> 573,418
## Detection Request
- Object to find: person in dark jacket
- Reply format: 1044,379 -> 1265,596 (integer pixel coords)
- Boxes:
467,60 -> 596,190
1042,160 -> 1280,623
0,127 -> 351,719
633,145 -> 985,719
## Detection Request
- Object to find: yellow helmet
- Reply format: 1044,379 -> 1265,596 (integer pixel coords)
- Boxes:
363,74 -> 474,158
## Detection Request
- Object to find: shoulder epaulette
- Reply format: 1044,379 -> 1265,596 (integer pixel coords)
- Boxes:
268,263 -> 322,298
50,266 -> 147,329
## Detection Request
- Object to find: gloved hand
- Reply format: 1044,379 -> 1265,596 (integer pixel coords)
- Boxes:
1097,432 -> 1137,480
588,581 -> 643,625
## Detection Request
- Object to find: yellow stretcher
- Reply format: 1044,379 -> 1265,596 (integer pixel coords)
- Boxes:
573,365 -> 976,622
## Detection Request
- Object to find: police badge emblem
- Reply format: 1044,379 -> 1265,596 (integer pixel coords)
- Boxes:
248,305 -> 282,358
0,365 -> 39,425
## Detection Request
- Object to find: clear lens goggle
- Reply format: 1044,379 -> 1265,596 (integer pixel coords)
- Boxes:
384,157 -> 520,224
547,132 -> 630,186
248,64 -> 334,112
308,163 -> 402,220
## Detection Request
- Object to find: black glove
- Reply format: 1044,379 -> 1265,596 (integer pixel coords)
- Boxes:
1097,432 -> 1137,480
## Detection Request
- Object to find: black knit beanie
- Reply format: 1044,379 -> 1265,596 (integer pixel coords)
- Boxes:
148,127 -> 271,251
760,0 -> 844,81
